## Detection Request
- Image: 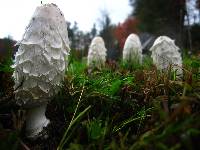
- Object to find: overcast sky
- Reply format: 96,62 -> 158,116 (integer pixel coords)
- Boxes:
0,0 -> 131,40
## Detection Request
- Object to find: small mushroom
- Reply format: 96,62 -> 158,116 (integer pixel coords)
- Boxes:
123,33 -> 142,64
87,36 -> 107,69
12,3 -> 70,139
150,36 -> 182,75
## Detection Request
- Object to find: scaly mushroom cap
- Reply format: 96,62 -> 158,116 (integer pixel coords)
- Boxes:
12,3 -> 70,106
123,33 -> 142,64
150,36 -> 182,74
87,36 -> 107,68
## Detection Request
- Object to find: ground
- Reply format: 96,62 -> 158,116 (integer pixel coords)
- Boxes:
0,57 -> 200,150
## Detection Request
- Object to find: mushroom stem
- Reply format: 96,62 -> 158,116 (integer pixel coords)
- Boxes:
25,103 -> 49,139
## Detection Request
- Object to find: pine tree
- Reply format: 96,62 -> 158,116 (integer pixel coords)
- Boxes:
129,0 -> 186,46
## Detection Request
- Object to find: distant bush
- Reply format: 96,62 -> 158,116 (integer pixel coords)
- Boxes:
0,38 -> 17,73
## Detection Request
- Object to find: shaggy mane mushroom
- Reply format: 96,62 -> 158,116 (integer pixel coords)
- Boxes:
12,3 -> 70,139
123,33 -> 143,64
87,36 -> 107,69
150,36 -> 182,75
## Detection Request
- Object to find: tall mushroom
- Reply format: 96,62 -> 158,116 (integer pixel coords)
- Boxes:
87,36 -> 107,69
12,3 -> 70,138
123,33 -> 142,64
150,36 -> 182,75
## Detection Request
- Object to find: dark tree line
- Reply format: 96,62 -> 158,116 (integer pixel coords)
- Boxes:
129,0 -> 200,52
67,11 -> 120,60
67,22 -> 97,59
0,37 -> 17,64
129,0 -> 186,45
67,22 -> 97,51
99,11 -> 119,60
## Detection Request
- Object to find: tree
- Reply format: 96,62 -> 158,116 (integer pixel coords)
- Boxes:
90,24 -> 97,39
67,21 -> 76,50
67,22 -> 91,51
0,37 -> 17,63
196,0 -> 200,7
99,11 -> 115,50
195,0 -> 200,23
130,0 -> 186,32
129,0 -> 186,46
98,10 -> 119,59
115,17 -> 139,49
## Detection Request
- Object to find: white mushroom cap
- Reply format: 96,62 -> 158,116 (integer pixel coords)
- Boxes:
87,36 -> 107,68
21,3 -> 70,52
13,3 -> 70,106
123,33 -> 142,63
150,36 -> 182,74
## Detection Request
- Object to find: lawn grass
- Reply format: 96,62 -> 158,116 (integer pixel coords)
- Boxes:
0,55 -> 200,150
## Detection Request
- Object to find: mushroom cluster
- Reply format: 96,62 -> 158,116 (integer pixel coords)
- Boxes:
150,36 -> 182,75
12,3 -> 70,138
123,33 -> 142,64
87,36 -> 107,69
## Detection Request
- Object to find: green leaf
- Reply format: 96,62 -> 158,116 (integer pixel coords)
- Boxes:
110,80 -> 122,96
87,119 -> 106,140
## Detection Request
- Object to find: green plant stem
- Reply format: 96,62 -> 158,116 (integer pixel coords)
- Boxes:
57,81 -> 91,150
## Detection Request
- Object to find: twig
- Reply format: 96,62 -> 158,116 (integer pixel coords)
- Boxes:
20,140 -> 30,150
